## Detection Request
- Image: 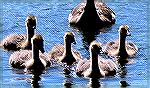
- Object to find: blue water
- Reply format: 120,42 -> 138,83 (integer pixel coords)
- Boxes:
0,0 -> 149,88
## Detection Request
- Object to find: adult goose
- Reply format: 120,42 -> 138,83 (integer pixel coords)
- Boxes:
76,41 -> 117,78
48,32 -> 81,67
0,15 -> 36,51
9,34 -> 51,74
68,0 -> 115,29
104,25 -> 138,58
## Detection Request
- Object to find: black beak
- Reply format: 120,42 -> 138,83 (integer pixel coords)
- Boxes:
39,41 -> 45,53
72,38 -> 76,44
126,30 -> 131,36
40,46 -> 45,53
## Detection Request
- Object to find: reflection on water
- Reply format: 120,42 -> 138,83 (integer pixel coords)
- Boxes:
117,56 -> 130,87
11,67 -> 43,88
63,74 -> 73,88
117,56 -> 128,68
120,80 -> 130,88
80,30 -> 99,50
63,68 -> 71,75
30,74 -> 41,88
119,66 -> 130,87
74,26 -> 113,51
88,78 -> 101,88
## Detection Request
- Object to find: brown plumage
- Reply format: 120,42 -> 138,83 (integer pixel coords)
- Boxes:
48,32 -> 81,66
76,41 -> 117,78
104,25 -> 138,58
9,34 -> 51,74
0,15 -> 36,51
68,0 -> 115,29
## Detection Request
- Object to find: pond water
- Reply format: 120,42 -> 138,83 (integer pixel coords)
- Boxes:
0,0 -> 149,88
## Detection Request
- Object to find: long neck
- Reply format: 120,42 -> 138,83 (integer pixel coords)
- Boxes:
87,0 -> 95,5
32,44 -> 40,61
90,50 -> 100,72
85,0 -> 95,10
118,34 -> 127,55
27,28 -> 34,42
64,40 -> 72,55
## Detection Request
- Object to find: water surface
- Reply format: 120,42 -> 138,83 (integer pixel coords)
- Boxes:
0,0 -> 149,88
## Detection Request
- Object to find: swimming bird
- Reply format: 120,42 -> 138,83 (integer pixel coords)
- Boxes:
76,41 -> 117,78
48,32 -> 81,67
68,0 -> 115,29
104,25 -> 138,58
9,34 -> 51,74
0,15 -> 36,51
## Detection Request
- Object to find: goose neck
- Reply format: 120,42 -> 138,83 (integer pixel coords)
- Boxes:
32,44 -> 40,61
27,28 -> 35,42
90,51 -> 100,72
87,0 -> 94,4
86,0 -> 95,9
118,34 -> 127,54
64,41 -> 72,54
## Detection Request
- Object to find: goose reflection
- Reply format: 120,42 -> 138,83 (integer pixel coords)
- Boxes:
78,26 -> 112,51
118,57 -> 130,87
10,66 -> 42,88
30,73 -> 42,88
63,74 -> 73,88
118,57 -> 128,68
72,25 -> 111,50
81,30 -> 99,50
119,66 -> 130,87
88,78 -> 101,88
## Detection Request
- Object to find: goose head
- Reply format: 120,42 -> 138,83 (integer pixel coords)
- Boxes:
31,34 -> 45,53
90,41 -> 102,56
64,32 -> 76,45
25,15 -> 36,30
118,25 -> 131,37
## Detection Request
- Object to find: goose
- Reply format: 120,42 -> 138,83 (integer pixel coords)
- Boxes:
9,34 -> 50,74
68,0 -> 115,29
48,32 -> 81,67
76,41 -> 117,78
0,15 -> 36,51
104,25 -> 138,58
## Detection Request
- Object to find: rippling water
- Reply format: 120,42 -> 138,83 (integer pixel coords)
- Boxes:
0,0 -> 149,88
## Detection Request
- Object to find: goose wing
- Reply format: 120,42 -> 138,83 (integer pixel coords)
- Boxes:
95,2 -> 115,22
76,59 -> 90,76
68,3 -> 86,24
104,40 -> 119,55
48,44 -> 64,62
9,50 -> 32,69
126,42 -> 138,56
